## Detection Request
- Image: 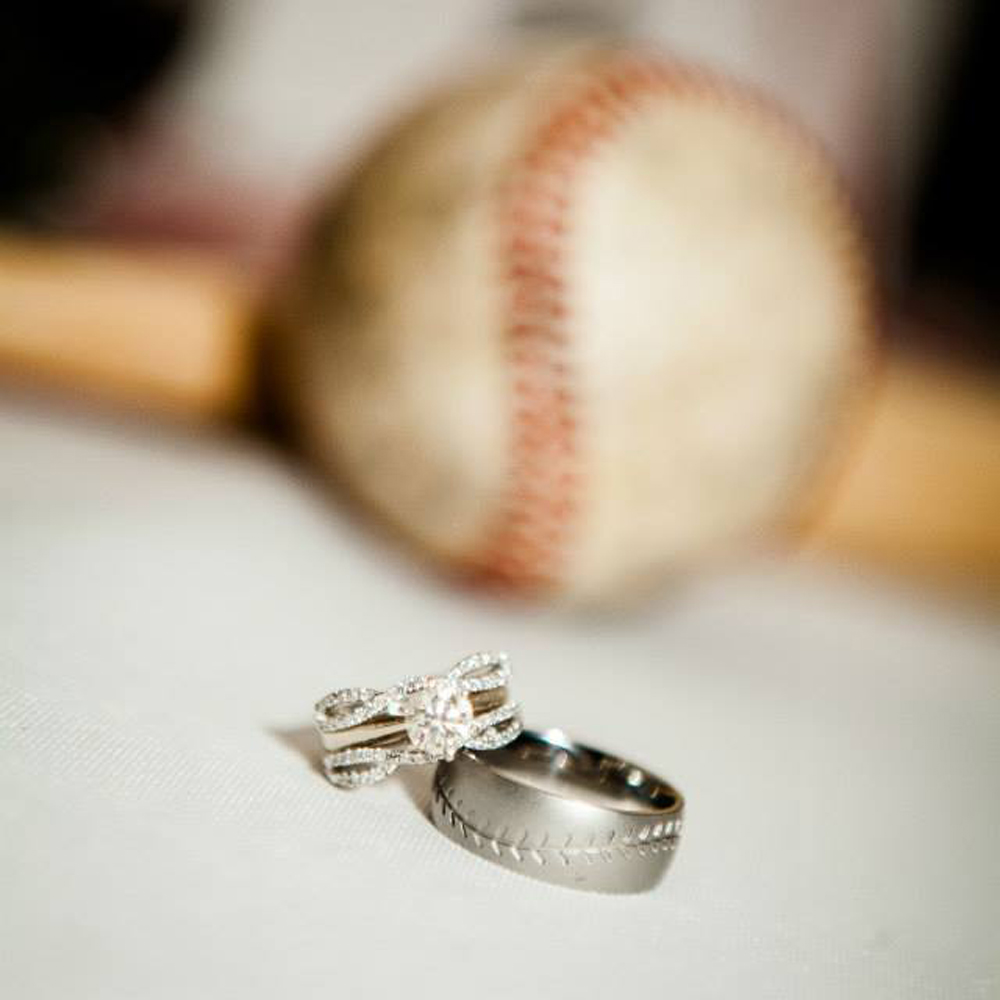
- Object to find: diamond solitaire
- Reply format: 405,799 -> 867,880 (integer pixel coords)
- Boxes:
406,679 -> 474,760
313,651 -> 521,788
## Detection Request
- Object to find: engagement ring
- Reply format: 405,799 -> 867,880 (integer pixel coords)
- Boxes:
314,652 -> 521,788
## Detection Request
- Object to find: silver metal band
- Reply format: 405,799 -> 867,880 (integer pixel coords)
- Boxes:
432,729 -> 684,893
313,652 -> 521,788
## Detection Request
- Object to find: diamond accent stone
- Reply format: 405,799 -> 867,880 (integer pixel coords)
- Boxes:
405,678 -> 475,761
466,709 -> 522,751
314,652 -> 519,787
323,747 -> 399,788
450,651 -> 510,692
314,687 -> 386,732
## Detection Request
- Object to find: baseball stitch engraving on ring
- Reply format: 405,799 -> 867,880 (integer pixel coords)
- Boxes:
430,731 -> 684,891
314,652 -> 521,788
478,50 -> 877,594
433,777 -> 682,868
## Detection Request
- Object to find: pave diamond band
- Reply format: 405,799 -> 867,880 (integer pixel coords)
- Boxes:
432,729 -> 684,892
314,652 -> 521,788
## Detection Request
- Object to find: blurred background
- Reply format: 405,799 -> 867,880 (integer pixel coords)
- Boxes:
0,1 -> 988,297
2,5 -> 999,997
0,0 -> 997,606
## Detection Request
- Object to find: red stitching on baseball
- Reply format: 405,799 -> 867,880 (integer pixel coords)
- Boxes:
474,50 -> 876,595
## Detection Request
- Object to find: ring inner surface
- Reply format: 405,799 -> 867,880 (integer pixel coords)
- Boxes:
472,733 -> 679,815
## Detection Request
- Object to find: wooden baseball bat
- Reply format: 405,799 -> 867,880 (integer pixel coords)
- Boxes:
2,232 -> 997,595
0,234 -> 257,420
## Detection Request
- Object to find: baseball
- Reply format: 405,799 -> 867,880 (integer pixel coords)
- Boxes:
273,44 -> 875,605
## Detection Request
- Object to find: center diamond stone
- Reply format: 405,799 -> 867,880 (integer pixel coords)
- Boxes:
405,679 -> 474,760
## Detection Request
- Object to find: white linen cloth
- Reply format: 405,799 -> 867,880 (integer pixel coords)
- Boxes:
1,397 -> 998,999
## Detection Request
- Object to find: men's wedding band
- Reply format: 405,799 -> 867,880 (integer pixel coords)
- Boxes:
314,652 -> 521,788
432,729 -> 684,892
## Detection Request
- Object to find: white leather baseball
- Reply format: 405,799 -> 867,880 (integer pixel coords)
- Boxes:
275,44 -> 874,605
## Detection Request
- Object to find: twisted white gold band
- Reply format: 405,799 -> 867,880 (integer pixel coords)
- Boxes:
314,652 -> 521,788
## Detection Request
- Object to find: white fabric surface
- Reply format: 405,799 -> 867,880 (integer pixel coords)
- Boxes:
1,397 -> 998,999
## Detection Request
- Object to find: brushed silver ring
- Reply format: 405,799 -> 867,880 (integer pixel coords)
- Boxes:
314,652 -> 521,788
432,728 -> 684,892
